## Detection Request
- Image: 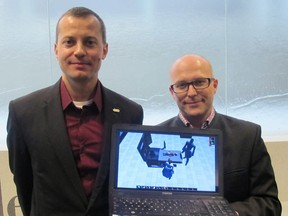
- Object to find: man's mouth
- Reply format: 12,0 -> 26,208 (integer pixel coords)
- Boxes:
184,99 -> 203,106
71,62 -> 90,65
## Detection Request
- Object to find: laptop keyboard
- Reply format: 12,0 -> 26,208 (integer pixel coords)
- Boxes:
112,197 -> 236,216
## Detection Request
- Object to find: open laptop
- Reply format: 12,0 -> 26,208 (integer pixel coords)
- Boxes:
109,124 -> 237,216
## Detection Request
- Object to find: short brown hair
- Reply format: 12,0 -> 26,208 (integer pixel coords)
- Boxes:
55,7 -> 106,43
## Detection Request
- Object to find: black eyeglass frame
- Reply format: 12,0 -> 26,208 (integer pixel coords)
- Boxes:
170,78 -> 215,94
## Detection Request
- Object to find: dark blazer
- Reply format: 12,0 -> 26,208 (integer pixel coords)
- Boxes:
7,80 -> 143,216
159,113 -> 282,216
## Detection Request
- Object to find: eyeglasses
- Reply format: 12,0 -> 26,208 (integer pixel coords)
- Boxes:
170,78 -> 215,94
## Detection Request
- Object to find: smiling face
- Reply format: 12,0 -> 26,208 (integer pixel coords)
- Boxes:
169,55 -> 218,126
54,14 -> 108,87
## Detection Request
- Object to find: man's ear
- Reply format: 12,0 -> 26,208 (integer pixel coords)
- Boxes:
54,43 -> 59,60
169,86 -> 178,101
213,79 -> 218,94
169,86 -> 174,96
102,43 -> 109,60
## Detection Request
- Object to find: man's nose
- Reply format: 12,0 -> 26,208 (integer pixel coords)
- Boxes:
74,43 -> 86,57
187,84 -> 197,96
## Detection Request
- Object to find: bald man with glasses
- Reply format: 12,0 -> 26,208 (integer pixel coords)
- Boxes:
159,54 -> 281,215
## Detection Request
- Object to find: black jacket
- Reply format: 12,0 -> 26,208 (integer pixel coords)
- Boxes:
159,113 -> 281,216
7,80 -> 143,216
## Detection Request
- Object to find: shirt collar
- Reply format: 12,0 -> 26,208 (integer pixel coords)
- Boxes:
179,108 -> 215,129
60,79 -> 102,112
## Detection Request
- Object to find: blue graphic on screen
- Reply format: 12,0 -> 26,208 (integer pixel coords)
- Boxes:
116,131 -> 217,193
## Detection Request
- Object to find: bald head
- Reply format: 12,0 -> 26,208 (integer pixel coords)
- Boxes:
168,54 -> 218,127
170,54 -> 214,83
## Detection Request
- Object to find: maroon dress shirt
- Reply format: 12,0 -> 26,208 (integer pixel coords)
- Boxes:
60,80 -> 103,198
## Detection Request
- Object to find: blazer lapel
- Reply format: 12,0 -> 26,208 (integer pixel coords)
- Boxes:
43,81 -> 88,205
98,85 -> 125,176
88,85 -> 123,207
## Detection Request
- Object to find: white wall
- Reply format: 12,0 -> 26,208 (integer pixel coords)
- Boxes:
0,0 -> 288,149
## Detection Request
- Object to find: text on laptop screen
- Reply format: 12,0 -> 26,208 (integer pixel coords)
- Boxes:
114,129 -> 219,193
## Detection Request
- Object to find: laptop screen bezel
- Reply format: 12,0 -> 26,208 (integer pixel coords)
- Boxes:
109,124 -> 224,197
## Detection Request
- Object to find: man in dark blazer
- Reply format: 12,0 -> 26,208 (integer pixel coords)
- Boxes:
158,54 -> 281,215
7,7 -> 143,216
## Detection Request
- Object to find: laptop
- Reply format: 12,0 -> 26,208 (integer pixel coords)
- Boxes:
109,124 -> 237,216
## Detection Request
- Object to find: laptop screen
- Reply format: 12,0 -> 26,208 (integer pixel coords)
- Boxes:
110,124 -> 223,195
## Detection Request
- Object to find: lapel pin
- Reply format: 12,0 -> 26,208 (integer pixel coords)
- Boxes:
113,108 -> 120,113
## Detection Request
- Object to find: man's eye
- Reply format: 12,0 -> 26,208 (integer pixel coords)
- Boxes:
63,39 -> 74,46
85,40 -> 97,47
176,83 -> 187,89
193,79 -> 206,86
